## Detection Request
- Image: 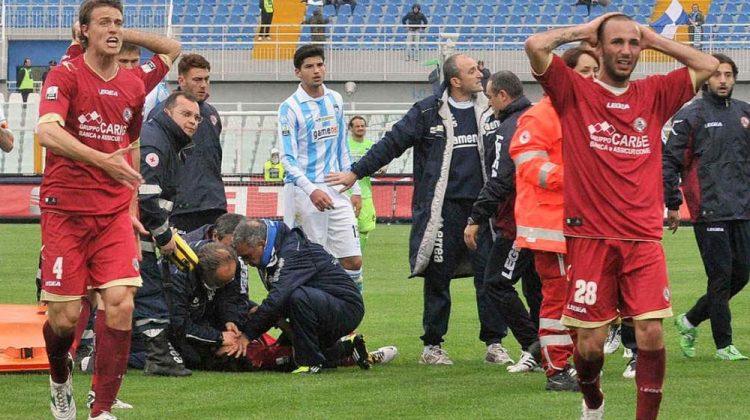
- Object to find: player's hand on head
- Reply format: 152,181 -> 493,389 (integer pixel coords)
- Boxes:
463,224 -> 479,251
99,148 -> 144,189
310,189 -> 334,212
351,194 -> 362,217
72,21 -> 81,43
637,24 -> 658,50
583,11 -> 626,47
325,171 -> 358,192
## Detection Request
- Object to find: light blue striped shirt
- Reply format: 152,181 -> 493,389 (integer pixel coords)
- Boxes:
278,84 -> 359,195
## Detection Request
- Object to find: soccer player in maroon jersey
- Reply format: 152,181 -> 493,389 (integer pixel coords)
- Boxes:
524,13 -> 718,420
36,1 -> 180,419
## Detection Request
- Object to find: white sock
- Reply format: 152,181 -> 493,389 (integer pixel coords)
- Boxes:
345,268 -> 363,291
682,315 -> 695,329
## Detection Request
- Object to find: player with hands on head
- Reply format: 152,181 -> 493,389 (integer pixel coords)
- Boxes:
525,12 -> 718,420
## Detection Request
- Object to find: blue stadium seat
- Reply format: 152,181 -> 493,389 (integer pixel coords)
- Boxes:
510,4 -> 526,16
367,14 -> 383,25
216,4 -> 230,15
508,14 -> 524,25
183,14 -> 198,25
214,14 -> 228,24
461,15 -> 476,26
539,14 -> 556,25
493,15 -> 509,25
198,14 -> 211,25
737,14 -> 750,24
229,14 -> 243,24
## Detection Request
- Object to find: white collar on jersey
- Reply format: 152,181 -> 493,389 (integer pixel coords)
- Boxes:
294,83 -> 331,102
447,96 -> 474,109
593,77 -> 629,96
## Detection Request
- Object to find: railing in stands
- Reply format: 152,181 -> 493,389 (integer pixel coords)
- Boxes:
0,105 -> 411,175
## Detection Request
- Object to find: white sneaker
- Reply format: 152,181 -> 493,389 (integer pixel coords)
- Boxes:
49,373 -> 76,420
506,351 -> 542,373
369,346 -> 399,364
86,390 -> 134,409
89,411 -> 117,420
580,399 -> 604,420
603,325 -> 621,354
623,348 -> 633,359
485,343 -> 514,365
419,345 -> 453,365
622,356 -> 636,379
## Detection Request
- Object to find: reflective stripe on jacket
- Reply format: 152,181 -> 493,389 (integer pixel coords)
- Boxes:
509,97 -> 565,254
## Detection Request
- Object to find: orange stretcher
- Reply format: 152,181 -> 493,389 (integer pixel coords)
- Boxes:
0,304 -> 50,372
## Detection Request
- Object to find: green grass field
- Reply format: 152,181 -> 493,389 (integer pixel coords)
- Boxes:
1,224 -> 748,419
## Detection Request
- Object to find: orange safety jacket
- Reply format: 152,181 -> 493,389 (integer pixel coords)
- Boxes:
508,96 -> 566,254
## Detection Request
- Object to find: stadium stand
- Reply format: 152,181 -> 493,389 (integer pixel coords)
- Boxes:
1,0 -> 748,175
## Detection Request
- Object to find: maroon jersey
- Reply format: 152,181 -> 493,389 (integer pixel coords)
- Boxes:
60,43 -> 170,93
536,55 -> 695,241
38,55 -> 146,215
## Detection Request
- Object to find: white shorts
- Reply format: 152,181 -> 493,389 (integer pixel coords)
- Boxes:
283,183 -> 361,259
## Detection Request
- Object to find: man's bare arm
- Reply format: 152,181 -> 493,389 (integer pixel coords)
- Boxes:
524,12 -> 620,75
123,29 -> 181,65
38,122 -> 143,188
640,26 -> 719,90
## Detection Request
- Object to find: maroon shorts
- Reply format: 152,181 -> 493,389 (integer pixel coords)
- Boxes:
40,211 -> 141,301
561,237 -> 673,328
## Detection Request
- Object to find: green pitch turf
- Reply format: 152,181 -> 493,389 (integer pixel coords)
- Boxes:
0,224 -> 748,419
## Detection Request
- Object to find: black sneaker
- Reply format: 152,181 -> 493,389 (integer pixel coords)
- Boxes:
348,334 -> 370,370
545,366 -> 580,392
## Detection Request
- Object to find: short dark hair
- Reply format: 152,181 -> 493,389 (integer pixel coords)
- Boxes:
443,54 -> 463,83
596,14 -> 635,45
489,70 -> 523,99
713,53 -> 738,77
294,44 -> 325,69
163,91 -> 199,111
561,47 -> 599,70
214,213 -> 247,241
79,0 -> 123,49
178,53 -> 211,76
348,115 -> 367,128
196,243 -> 237,288
233,219 -> 268,249
702,53 -> 738,92
119,42 -> 140,55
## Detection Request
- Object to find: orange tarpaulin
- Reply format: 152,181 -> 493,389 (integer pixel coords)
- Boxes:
0,304 -> 50,372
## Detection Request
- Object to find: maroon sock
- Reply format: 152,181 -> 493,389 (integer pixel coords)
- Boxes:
573,349 -> 604,410
89,309 -> 106,390
636,348 -> 665,420
91,325 -> 131,416
43,321 -> 74,384
69,298 -> 92,357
